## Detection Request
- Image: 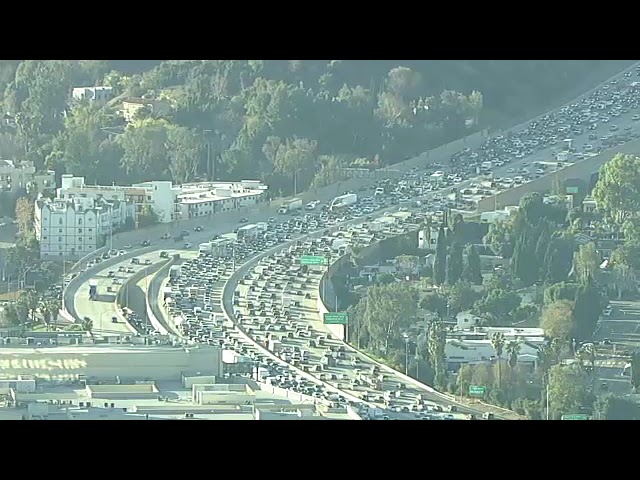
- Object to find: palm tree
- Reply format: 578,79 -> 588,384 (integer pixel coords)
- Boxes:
506,340 -> 521,371
491,332 -> 505,389
81,317 -> 94,340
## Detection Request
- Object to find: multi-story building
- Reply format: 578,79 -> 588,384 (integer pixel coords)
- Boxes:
0,160 -> 55,194
57,175 -> 177,225
56,175 -> 268,225
120,97 -> 171,123
176,181 -> 268,220
71,86 -> 114,105
35,196 -> 129,260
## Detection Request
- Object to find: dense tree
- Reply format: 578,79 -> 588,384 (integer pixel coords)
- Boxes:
420,292 -> 448,318
543,234 -> 575,285
483,220 -> 514,258
573,279 -> 602,342
166,125 -> 202,184
445,242 -> 464,284
512,231 -> 539,286
474,289 -> 521,324
540,300 -> 574,341
592,153 -> 640,226
544,281 -> 579,305
573,242 -> 600,283
433,226 -> 448,285
118,118 -> 172,182
443,281 -> 477,315
548,364 -> 588,419
462,244 -> 483,285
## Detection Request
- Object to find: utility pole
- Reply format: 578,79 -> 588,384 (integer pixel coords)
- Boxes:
203,129 -> 212,181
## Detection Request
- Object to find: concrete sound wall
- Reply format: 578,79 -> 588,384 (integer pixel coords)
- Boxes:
477,138 -> 640,213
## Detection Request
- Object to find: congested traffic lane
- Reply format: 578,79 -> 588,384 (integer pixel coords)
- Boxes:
227,228 -> 497,419
157,247 -> 375,409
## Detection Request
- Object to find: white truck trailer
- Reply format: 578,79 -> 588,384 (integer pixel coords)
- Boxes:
278,198 -> 303,214
330,193 -> 357,211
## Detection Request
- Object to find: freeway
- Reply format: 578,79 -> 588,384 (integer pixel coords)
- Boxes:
65,62 -> 640,418
72,250 -> 181,335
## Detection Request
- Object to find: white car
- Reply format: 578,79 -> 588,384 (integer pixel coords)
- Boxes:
506,168 -> 515,173
184,242 -> 193,249
633,114 -> 640,121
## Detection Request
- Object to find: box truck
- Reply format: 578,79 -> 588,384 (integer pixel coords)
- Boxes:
169,265 -> 182,280
88,279 -> 98,300
330,193 -> 357,211
278,198 -> 303,214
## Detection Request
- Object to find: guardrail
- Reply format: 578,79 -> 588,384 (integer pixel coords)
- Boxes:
62,246 -> 160,323
114,258 -> 170,335
144,256 -> 183,338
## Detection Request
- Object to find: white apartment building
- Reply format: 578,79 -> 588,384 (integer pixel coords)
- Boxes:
176,181 -> 268,220
56,175 -> 268,225
0,160 -> 55,194
35,196 -> 128,260
71,86 -> 114,104
57,175 -> 177,224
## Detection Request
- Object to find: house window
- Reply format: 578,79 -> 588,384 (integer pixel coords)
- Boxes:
43,236 -> 48,240
88,228 -> 93,232
88,236 -> 93,240
78,237 -> 83,242
78,218 -> 83,225
58,237 -> 63,242
78,228 -> 83,233
58,229 -> 63,233
77,246 -> 83,251
58,218 -> 63,225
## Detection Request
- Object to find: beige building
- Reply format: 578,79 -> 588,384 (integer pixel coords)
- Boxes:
0,160 -> 55,194
121,97 -> 171,123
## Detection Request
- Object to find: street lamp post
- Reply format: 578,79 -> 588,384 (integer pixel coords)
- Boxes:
403,332 -> 410,376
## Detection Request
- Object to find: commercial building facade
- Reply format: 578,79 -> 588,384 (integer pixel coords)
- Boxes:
176,181 -> 268,220
56,175 -> 268,227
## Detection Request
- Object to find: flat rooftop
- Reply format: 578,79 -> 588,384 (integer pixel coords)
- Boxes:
6,380 -> 327,420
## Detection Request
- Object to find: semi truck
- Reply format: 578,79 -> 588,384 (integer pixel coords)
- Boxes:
199,242 -> 212,255
237,224 -> 259,240
330,193 -> 357,211
88,279 -> 98,300
169,265 -> 182,280
278,198 -> 303,214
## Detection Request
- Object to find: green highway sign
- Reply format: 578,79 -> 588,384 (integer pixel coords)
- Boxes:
300,255 -> 328,266
561,414 -> 589,420
469,385 -> 486,396
324,312 -> 349,325
566,186 -> 579,194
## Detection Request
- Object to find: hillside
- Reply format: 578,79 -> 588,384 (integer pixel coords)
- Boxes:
0,60 -> 633,204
